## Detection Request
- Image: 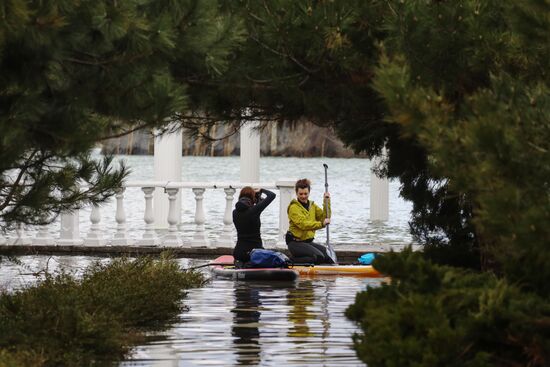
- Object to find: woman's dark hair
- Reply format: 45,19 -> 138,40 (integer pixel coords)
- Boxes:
295,178 -> 311,193
239,186 -> 256,203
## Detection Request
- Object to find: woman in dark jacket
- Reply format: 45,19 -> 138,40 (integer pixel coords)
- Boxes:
233,186 -> 276,264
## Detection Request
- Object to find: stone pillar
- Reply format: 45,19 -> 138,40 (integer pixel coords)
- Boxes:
163,188 -> 183,246
84,205 -> 106,246
138,187 -> 160,246
190,187 -> 210,247
216,187 -> 236,247
276,180 -> 296,248
58,211 -> 83,245
240,121 -> 260,183
112,188 -> 133,245
370,153 -> 389,221
154,125 -> 182,229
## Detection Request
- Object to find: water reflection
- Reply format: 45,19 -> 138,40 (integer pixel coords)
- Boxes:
287,280 -> 315,339
0,256 -> 380,366
232,284 -> 262,365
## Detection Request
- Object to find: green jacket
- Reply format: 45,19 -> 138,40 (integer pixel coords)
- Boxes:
287,198 -> 331,241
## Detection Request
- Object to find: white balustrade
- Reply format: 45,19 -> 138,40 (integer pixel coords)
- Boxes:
58,211 -> 83,246
216,187 -> 236,247
163,187 -> 183,246
112,188 -> 133,246
9,224 -> 32,245
138,187 -> 160,246
3,177 -> 392,249
190,187 -> 210,247
84,205 -> 106,246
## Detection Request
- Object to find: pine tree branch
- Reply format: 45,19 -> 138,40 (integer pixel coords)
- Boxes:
97,122 -> 156,141
0,150 -> 38,212
244,72 -> 303,83
185,78 -> 276,90
64,51 -> 151,67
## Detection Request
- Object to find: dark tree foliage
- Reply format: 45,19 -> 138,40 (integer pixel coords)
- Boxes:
0,0 -> 245,230
346,0 -> 550,365
183,0 -> 479,268
346,250 -> 550,367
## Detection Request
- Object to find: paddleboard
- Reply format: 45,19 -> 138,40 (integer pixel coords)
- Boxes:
210,255 -> 299,281
289,264 -> 382,277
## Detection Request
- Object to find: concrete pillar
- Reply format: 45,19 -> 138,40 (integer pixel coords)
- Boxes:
276,180 -> 295,248
58,211 -> 83,245
370,153 -> 389,221
154,126 -> 182,229
84,204 -> 106,246
163,187 -> 183,246
240,121 -> 260,183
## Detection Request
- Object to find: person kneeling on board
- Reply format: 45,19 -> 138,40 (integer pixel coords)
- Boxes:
286,178 -> 334,264
233,186 -> 276,267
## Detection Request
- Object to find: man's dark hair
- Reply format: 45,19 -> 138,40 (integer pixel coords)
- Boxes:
295,178 -> 311,193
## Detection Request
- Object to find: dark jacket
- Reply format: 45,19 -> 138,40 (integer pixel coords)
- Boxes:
233,189 -> 276,262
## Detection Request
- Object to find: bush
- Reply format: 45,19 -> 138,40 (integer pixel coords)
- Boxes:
346,249 -> 550,367
0,255 -> 206,366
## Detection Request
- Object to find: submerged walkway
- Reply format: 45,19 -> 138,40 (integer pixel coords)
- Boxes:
0,243 -> 415,264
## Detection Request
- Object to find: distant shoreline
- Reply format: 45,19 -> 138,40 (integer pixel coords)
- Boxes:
102,121 -> 366,158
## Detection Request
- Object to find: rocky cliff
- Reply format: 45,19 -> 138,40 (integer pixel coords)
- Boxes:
102,121 -> 362,158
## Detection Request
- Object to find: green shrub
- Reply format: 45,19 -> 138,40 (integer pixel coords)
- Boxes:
80,254 -> 206,329
347,249 -> 550,367
0,255 -> 206,366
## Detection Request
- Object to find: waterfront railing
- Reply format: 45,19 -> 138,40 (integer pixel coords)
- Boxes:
0,180 -> 296,249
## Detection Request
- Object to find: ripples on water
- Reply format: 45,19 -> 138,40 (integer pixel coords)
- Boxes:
78,155 -> 411,245
0,256 -> 381,367
124,271 -> 380,367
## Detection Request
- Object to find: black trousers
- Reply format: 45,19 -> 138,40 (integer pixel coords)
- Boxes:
285,232 -> 334,264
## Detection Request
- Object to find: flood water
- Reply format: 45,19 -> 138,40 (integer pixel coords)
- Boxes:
123,276 -> 379,366
1,256 -> 380,366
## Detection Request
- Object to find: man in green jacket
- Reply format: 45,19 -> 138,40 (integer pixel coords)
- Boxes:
285,178 -> 334,264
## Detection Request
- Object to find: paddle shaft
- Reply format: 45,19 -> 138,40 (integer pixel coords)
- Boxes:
185,262 -> 234,270
324,165 -> 330,245
323,163 -> 338,263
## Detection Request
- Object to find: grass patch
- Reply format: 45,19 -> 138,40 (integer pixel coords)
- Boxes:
0,254 -> 206,366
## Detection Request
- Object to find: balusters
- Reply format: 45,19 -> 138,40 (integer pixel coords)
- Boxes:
190,188 -> 210,247
112,188 -> 133,246
2,183 -> 291,250
84,204 -> 106,246
163,188 -> 183,246
138,187 -> 160,246
216,187 -> 235,247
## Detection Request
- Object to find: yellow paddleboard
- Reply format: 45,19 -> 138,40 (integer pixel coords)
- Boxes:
290,264 -> 382,277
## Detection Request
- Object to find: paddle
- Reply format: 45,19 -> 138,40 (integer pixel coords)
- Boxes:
323,163 -> 338,264
185,262 -> 234,271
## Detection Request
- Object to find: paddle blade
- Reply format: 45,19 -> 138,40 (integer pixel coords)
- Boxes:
326,245 -> 338,264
